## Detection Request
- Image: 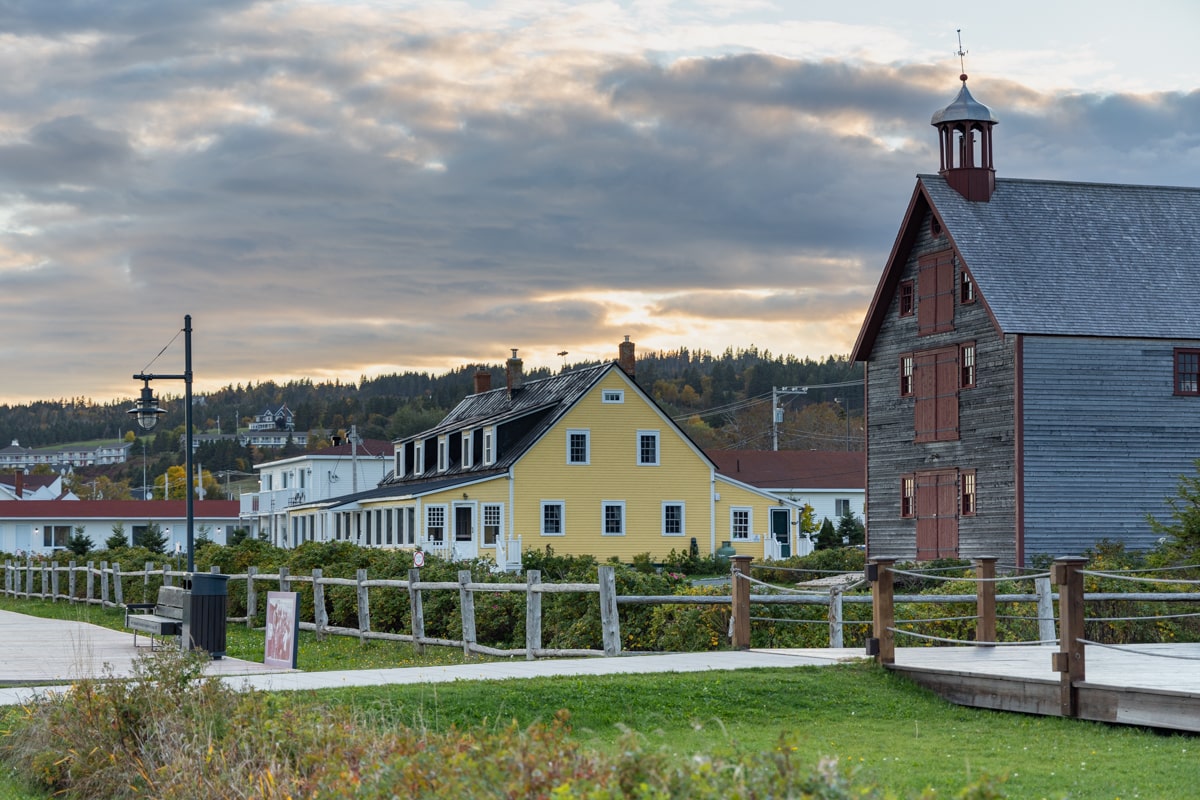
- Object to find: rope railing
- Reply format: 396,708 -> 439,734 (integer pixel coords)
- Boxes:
889,567 -> 1051,583
1085,610 -> 1200,623
734,572 -> 830,596
889,627 -> 1059,646
1078,639 -> 1200,661
1079,570 -> 1200,587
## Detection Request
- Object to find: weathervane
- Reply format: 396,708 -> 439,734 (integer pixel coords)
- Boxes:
956,28 -> 969,82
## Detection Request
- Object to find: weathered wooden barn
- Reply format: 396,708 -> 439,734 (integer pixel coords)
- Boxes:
852,76 -> 1200,565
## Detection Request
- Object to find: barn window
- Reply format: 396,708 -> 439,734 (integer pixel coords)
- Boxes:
960,471 -> 977,516
960,270 -> 976,304
960,343 -> 976,389
900,354 -> 914,397
917,252 -> 955,335
1175,349 -> 1200,395
900,476 -> 915,518
899,281 -> 915,317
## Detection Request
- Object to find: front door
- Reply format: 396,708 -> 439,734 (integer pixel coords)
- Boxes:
915,470 -> 959,560
453,504 -> 476,560
771,508 -> 791,558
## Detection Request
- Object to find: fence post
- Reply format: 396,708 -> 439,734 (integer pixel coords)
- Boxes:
113,563 -> 124,607
730,555 -> 752,650
50,563 -> 61,602
459,570 -> 476,658
279,566 -> 291,592
100,561 -> 109,607
41,563 -> 49,600
4,561 -> 10,597
356,568 -> 370,643
1035,576 -> 1056,643
1052,556 -> 1088,718
868,557 -> 896,665
26,559 -> 34,599
246,566 -> 258,628
408,568 -> 425,655
525,569 -> 542,660
974,556 -> 996,646
86,560 -> 95,604
312,568 -> 327,639
828,584 -> 844,649
67,560 -> 77,601
162,562 -> 171,588
598,565 -> 621,656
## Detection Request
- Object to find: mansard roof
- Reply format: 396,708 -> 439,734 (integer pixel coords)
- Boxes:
853,174 -> 1200,359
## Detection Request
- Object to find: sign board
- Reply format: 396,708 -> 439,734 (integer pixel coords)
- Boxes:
264,591 -> 300,669
413,550 -> 425,568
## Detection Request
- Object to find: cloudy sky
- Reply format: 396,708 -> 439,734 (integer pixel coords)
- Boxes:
2,1 -> 1198,404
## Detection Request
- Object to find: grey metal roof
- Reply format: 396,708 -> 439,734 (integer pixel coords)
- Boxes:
922,174 -> 1200,337
930,82 -> 998,125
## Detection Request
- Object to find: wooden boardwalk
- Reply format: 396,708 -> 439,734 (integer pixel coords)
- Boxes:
889,643 -> 1200,733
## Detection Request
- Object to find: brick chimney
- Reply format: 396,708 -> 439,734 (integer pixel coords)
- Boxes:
13,471 -> 23,499
506,349 -> 523,397
474,368 -> 492,395
618,336 -> 635,377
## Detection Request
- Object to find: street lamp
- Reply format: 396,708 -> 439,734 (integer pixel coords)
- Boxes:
128,314 -> 195,572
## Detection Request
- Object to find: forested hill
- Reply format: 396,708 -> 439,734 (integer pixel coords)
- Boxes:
0,347 -> 862,451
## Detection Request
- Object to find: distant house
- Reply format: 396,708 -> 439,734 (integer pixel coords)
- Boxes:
851,76 -> 1200,565
0,439 -> 130,471
708,449 -> 865,529
0,500 -> 240,555
239,437 -> 396,543
0,473 -> 76,502
280,341 -> 805,567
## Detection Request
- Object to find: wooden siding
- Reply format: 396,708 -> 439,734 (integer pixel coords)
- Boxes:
1021,335 -> 1200,559
512,370 -> 716,561
864,208 -> 1017,562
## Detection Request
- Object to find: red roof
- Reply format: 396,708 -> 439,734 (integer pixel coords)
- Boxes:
708,450 -> 864,490
0,500 -> 240,519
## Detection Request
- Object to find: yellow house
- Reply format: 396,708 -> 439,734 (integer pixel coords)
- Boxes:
309,342 -> 807,567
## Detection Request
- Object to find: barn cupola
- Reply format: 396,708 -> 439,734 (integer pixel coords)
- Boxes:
931,73 -> 998,202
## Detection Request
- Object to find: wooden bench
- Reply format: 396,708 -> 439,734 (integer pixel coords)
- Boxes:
125,585 -> 186,649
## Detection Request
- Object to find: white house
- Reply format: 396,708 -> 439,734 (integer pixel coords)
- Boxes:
707,450 -> 865,528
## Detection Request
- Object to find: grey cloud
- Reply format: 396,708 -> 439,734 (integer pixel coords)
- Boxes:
0,0 -> 263,36
0,116 -> 132,186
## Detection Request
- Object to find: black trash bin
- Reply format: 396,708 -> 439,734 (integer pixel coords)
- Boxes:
182,572 -> 229,659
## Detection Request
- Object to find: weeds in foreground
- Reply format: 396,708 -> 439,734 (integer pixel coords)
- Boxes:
0,649 -> 1004,799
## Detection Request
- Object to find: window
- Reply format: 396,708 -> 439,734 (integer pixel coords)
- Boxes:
960,343 -> 976,389
541,501 -> 564,536
961,471 -> 977,516
602,501 -> 625,536
731,508 -> 752,540
900,354 -> 914,397
42,525 -> 70,548
413,442 -> 424,476
917,251 -> 955,335
835,498 -> 851,517
1175,349 -> 1200,395
567,430 -> 590,465
913,346 -> 960,443
899,280 -> 915,317
437,435 -> 448,472
637,430 -> 660,466
482,428 -> 495,465
901,476 -> 916,518
960,269 -> 976,304
483,503 -> 502,546
461,431 -> 473,469
662,502 -> 685,536
602,389 -> 624,404
426,505 -> 445,543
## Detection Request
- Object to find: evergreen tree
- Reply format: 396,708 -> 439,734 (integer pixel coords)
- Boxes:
105,524 -> 128,550
67,526 -> 94,557
814,517 -> 839,550
137,522 -> 168,554
836,507 -> 865,547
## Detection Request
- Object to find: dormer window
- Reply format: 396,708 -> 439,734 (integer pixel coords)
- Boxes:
482,427 -> 495,466
413,441 -> 424,476
461,431 -> 473,469
437,435 -> 448,472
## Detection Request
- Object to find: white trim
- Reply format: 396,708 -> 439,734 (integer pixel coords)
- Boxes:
413,441 -> 424,477
601,500 -> 626,536
636,429 -> 660,466
482,427 -> 495,466
437,435 -> 448,473
482,502 -> 503,547
730,506 -> 752,541
425,503 -> 446,544
566,429 -> 590,465
540,500 -> 565,536
461,431 -> 473,469
661,501 -> 685,536
601,389 -> 624,404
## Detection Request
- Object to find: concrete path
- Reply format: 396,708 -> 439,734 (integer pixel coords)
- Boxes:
0,609 -> 865,707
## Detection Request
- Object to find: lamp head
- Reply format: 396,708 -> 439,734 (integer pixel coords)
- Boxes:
128,381 -> 166,431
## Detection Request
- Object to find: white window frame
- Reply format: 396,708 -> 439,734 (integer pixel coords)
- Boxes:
482,427 -> 495,466
662,502 -> 685,536
602,389 -> 624,404
462,431 -> 473,469
426,504 -> 446,543
413,441 -> 424,477
731,507 -> 752,541
566,429 -> 590,465
437,435 -> 448,472
601,500 -> 626,536
540,500 -> 565,536
835,498 -> 851,517
637,430 -> 660,466
482,502 -> 503,546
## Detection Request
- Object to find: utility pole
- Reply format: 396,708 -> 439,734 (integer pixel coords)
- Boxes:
350,424 -> 359,493
772,386 -> 809,451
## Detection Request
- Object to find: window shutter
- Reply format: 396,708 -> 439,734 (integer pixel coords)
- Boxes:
917,252 -> 955,335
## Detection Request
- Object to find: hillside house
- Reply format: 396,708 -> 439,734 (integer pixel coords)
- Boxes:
851,76 -> 1200,565
284,341 -> 805,567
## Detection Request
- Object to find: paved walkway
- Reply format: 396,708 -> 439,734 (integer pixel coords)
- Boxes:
0,609 -> 865,707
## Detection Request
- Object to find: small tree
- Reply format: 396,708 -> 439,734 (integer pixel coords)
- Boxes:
67,526 -> 94,557
137,522 -> 168,555
1148,459 -> 1200,554
228,527 -> 251,545
106,524 -> 128,550
814,517 -> 839,550
836,507 -> 865,547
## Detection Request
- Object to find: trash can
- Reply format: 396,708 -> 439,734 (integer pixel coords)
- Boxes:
182,572 -> 229,659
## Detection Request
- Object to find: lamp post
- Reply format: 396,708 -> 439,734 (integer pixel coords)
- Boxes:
128,314 -> 195,572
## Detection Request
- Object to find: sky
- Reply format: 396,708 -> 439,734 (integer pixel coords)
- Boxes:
1,0 -> 1198,405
